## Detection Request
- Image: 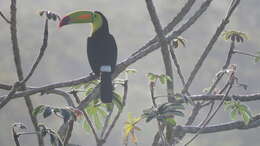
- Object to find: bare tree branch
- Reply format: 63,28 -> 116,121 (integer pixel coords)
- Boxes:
0,83 -> 12,90
145,0 -> 174,101
180,114 -> 260,134
186,93 -> 260,102
182,0 -> 240,94
145,0 -> 176,144
9,0 -> 43,145
185,103 -> 201,126
0,75 -> 97,108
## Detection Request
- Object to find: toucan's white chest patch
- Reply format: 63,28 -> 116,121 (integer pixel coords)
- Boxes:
100,65 -> 112,72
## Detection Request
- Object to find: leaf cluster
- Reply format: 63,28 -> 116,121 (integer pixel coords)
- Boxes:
224,101 -> 252,124
147,73 -> 172,84
171,37 -> 186,48
123,113 -> 142,145
33,105 -> 81,123
142,103 -> 184,126
222,30 -> 248,43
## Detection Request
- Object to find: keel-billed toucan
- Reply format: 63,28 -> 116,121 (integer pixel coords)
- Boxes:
59,11 -> 118,103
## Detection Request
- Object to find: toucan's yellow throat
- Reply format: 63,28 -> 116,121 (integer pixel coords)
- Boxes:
59,11 -> 103,34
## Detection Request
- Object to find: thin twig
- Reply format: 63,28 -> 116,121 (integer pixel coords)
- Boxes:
169,46 -> 187,93
0,11 -> 10,23
100,109 -> 113,138
233,50 -> 259,58
12,128 -> 20,146
20,19 -> 49,84
223,41 -> 235,69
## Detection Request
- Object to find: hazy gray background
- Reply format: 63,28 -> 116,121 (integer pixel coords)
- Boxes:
0,0 -> 260,145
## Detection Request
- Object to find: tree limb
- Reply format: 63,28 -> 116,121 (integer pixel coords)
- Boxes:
180,114 -> 260,134
9,0 -> 43,145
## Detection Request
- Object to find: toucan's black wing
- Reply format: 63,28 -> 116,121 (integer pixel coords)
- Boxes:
104,34 -> 117,72
87,34 -> 117,75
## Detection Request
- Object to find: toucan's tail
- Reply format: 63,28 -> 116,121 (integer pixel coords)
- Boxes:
100,72 -> 113,103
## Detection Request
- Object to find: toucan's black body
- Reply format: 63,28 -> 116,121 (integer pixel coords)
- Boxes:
87,12 -> 117,103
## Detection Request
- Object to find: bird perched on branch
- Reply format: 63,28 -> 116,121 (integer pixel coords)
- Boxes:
59,11 -> 118,103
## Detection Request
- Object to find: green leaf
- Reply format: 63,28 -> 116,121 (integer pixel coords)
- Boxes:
43,106 -> 52,118
126,69 -> 137,74
241,111 -> 251,125
85,102 -> 107,130
93,112 -> 102,129
105,103 -> 114,112
255,56 -> 260,63
96,107 -> 107,118
159,76 -> 166,84
147,73 -> 158,81
33,105 -> 45,117
239,104 -> 252,118
230,110 -> 237,120
84,87 -> 94,96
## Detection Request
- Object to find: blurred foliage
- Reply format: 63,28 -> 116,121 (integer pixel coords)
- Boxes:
142,102 -> 184,126
255,52 -> 260,63
123,113 -> 142,145
33,105 -> 82,123
224,101 -> 253,124
147,72 -> 172,84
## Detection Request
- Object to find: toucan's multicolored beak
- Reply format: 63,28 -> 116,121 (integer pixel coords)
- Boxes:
59,11 -> 94,28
